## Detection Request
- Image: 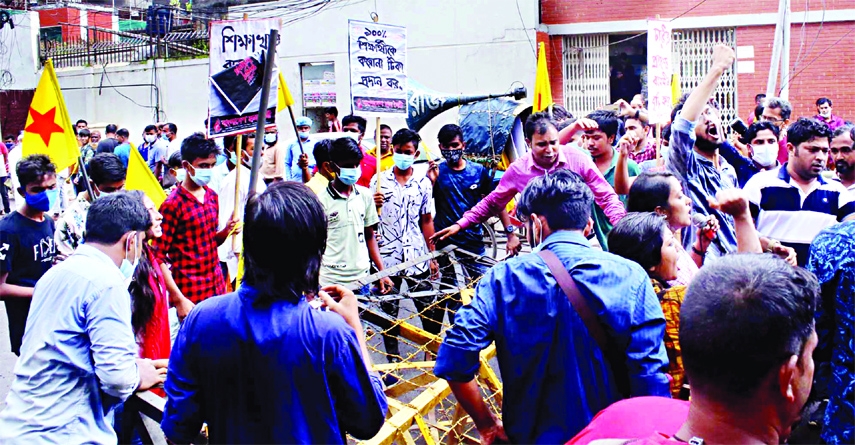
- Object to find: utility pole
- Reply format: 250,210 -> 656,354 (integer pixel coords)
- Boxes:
779,0 -> 791,99
765,0 -> 791,99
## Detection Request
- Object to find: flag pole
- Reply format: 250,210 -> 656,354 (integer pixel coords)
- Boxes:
77,155 -> 95,200
248,28 -> 278,198
287,107 -> 304,154
375,116 -> 382,215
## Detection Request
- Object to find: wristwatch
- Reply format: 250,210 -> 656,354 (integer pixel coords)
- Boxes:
505,226 -> 516,235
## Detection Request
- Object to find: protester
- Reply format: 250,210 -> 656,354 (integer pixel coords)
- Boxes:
305,139 -> 333,195
152,133 -> 237,304
283,116 -> 316,183
161,182 -> 388,443
89,129 -> 102,148
667,45 -> 739,259
720,120 -> 781,187
217,134 -> 265,284
341,114 -> 378,188
744,117 -> 855,266
324,106 -> 342,132
435,170 -> 669,444
815,97 -> 846,132
746,93 -> 766,124
162,151 -> 184,192
317,137 -> 392,292
162,122 -> 180,159
760,96 -> 793,164
624,113 -> 657,163
367,124 -> 394,171
0,192 -> 166,443
567,254 -> 819,444
582,110 -> 641,249
260,127 -> 286,184
433,112 -> 626,246
0,155 -> 58,356
56,153 -> 126,254
372,128 -> 440,360
140,124 -> 167,169
807,221 -> 855,445
429,124 -> 515,318
75,119 -> 88,131
96,123 -> 120,154
830,125 -> 855,192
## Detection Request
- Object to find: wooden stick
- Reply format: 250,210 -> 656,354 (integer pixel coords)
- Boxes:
656,122 -> 662,163
375,116 -> 382,215
231,135 -> 242,252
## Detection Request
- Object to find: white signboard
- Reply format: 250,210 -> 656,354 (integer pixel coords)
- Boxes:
348,20 -> 407,115
207,18 -> 281,137
646,20 -> 673,124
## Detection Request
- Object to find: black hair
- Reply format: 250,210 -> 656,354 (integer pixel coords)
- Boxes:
380,124 -> 392,133
341,115 -> 367,134
787,117 -> 832,148
223,135 -> 237,152
243,182 -> 327,305
627,171 -> 678,212
754,103 -> 765,121
816,97 -> 832,107
180,132 -> 220,164
586,110 -> 620,139
755,93 -> 766,103
681,254 -> 819,397
524,112 -> 558,140
125,190 -> 157,337
329,137 -> 364,164
3,135 -> 13,141
325,106 -> 339,117
516,169 -> 592,231
608,212 -> 669,273
87,153 -> 126,186
84,191 -> 152,245
164,123 -> 177,134
391,128 -> 421,147
75,119 -> 88,127
833,124 -> 854,140
438,124 -> 464,146
105,124 -> 118,134
764,97 -> 792,120
624,115 -> 649,128
144,124 -> 158,133
661,123 -> 671,142
551,104 -> 574,122
116,128 -> 130,138
167,151 -> 183,169
672,92 -> 721,122
313,139 -> 332,165
741,120 -> 780,145
16,154 -> 56,188
77,129 -> 91,138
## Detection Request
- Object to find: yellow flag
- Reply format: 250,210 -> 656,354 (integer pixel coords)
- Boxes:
277,72 -> 294,112
22,59 -> 80,171
671,73 -> 682,106
534,42 -> 554,113
125,146 -> 166,208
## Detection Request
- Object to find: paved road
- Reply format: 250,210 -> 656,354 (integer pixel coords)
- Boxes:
0,302 -> 16,411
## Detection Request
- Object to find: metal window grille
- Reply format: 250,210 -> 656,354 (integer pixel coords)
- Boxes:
562,34 -> 610,119
672,28 -> 739,126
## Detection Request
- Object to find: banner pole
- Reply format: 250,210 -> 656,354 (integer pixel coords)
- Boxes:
248,28 -> 278,198
231,135 -> 242,252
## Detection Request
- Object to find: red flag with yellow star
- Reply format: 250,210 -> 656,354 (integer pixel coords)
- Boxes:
22,59 -> 80,171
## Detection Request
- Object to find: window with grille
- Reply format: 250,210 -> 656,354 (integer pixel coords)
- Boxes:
672,28 -> 738,129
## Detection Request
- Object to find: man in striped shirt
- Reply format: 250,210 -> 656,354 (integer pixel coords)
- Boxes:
744,117 -> 855,267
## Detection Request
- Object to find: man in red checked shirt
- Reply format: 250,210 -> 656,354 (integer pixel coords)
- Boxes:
153,132 -> 239,304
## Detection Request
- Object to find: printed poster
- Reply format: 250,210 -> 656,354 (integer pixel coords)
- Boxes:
646,20 -> 673,124
348,20 -> 407,115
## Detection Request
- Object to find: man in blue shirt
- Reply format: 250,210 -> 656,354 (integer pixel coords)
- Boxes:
0,192 -> 164,443
162,182 -> 387,444
283,116 -> 316,182
434,170 -> 670,444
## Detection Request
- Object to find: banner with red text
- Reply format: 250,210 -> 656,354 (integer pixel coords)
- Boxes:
646,20 -> 673,124
348,20 -> 407,115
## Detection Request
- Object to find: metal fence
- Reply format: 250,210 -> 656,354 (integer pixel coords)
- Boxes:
41,30 -> 209,69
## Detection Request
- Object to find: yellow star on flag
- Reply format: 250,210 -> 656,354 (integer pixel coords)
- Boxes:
22,59 -> 80,171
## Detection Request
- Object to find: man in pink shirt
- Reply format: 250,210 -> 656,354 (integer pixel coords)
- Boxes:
815,97 -> 846,132
432,112 -> 625,245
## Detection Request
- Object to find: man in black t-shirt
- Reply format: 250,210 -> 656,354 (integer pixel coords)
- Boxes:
95,123 -> 120,154
0,155 -> 57,355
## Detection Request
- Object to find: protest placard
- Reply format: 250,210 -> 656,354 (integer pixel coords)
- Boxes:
208,18 -> 282,137
348,20 -> 407,115
647,20 -> 673,124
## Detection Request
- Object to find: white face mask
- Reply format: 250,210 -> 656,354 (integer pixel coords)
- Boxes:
119,232 -> 142,284
751,142 -> 778,167
819,109 -> 832,118
144,134 -> 157,144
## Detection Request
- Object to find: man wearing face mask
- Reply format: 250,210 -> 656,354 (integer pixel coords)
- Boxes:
153,133 -> 238,304
260,127 -> 287,184
830,125 -> 855,193
719,121 -> 781,188
141,124 -> 167,173
815,97 -> 845,132
0,192 -> 166,443
283,116 -> 317,183
371,129 -> 440,361
56,153 -> 126,255
0,155 -> 58,356
434,170 -> 669,444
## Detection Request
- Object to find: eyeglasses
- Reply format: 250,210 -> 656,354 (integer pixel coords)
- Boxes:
761,115 -> 785,124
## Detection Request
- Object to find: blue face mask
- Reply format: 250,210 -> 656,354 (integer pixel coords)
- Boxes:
25,188 -> 59,212
215,153 -> 227,166
229,151 -> 238,165
337,166 -> 361,186
190,166 -> 213,186
393,153 -> 415,171
298,131 -> 310,140
119,232 -> 141,283
174,168 -> 186,183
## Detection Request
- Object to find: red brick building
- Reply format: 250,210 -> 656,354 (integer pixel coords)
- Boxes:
38,5 -> 115,43
538,0 -> 855,125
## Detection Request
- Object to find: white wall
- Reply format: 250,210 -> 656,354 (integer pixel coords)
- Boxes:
53,0 -> 540,149
0,11 -> 41,91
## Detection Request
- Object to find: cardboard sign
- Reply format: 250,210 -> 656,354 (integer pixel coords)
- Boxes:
646,20 -> 673,124
348,20 -> 407,115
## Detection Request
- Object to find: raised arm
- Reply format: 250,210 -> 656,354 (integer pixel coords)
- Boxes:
573,150 -> 627,225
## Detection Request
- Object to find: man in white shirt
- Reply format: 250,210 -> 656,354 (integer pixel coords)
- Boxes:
217,135 -> 265,283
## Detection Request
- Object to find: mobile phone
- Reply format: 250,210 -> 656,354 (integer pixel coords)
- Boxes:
730,118 -> 748,136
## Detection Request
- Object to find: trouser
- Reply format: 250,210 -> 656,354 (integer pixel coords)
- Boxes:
0,181 -> 10,213
437,253 -> 487,325
4,298 -> 31,356
378,270 -> 443,360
